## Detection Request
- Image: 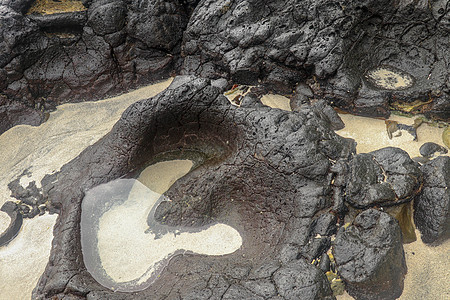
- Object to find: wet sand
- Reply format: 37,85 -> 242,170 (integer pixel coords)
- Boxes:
337,113 -> 448,158
0,214 -> 57,300
0,78 -> 172,299
333,113 -> 449,300
0,80 -> 448,299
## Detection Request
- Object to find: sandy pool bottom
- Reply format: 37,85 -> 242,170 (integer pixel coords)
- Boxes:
0,82 -> 447,299
0,79 -> 173,299
81,160 -> 242,292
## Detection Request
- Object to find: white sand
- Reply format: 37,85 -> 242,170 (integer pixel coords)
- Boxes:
0,78 -> 173,206
91,160 -> 242,291
137,160 -> 194,194
366,67 -> 414,90
0,79 -> 172,299
0,212 -> 10,234
223,86 -> 292,111
337,114 -> 448,158
0,214 -> 57,300
0,79 -> 447,298
260,94 -> 292,111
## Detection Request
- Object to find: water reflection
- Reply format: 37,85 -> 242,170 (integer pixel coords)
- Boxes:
81,160 -> 242,292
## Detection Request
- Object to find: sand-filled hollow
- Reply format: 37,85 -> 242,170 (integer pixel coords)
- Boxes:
0,79 -> 172,299
365,66 -> 414,90
81,160 -> 242,292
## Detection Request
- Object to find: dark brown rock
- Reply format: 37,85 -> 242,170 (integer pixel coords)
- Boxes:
333,209 -> 407,300
414,156 -> 450,244
31,76 -> 351,299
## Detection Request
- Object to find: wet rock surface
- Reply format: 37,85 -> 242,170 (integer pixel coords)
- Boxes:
0,0 -> 191,133
0,201 -> 23,246
414,156 -> 450,245
29,76 -> 352,299
1,0 -> 449,134
345,147 -> 422,209
333,209 -> 407,300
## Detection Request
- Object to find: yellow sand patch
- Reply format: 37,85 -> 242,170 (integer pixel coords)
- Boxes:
27,0 -> 87,15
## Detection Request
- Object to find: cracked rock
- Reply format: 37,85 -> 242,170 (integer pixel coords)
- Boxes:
333,208 -> 407,300
414,156 -> 450,244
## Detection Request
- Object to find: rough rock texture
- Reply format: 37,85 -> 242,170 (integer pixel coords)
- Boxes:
333,209 -> 407,300
181,0 -> 450,119
30,76 -> 347,299
8,170 -> 47,218
1,0 -> 449,134
0,0 -> 194,133
414,156 -> 450,244
419,142 -> 448,158
345,147 -> 422,209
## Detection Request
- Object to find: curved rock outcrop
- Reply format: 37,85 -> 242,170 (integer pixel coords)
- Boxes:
31,76 -> 351,299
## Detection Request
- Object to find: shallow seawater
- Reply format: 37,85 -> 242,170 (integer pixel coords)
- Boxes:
81,160 -> 242,292
0,79 -> 172,299
0,79 -> 447,299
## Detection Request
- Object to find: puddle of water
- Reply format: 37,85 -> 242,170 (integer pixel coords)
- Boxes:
0,79 -> 173,299
81,160 -> 242,292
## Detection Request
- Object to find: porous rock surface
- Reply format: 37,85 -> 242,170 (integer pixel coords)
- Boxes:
1,0 -> 449,134
181,0 -> 450,119
414,156 -> 450,244
333,208 -> 407,300
0,0 -> 197,133
345,147 -> 422,209
31,76 -> 347,299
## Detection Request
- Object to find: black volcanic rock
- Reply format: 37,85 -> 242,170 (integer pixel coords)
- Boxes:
345,147 -> 422,209
2,0 -> 449,135
419,142 -> 448,158
414,156 -> 450,244
0,201 -> 23,247
181,0 -> 450,120
31,76 -> 351,298
273,260 -> 334,300
333,209 -> 407,300
0,0 -> 190,133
